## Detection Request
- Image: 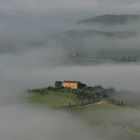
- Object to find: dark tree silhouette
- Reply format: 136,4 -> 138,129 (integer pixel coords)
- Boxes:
54,81 -> 62,89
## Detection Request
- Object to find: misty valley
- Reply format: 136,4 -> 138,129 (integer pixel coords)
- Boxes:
1,0 -> 140,140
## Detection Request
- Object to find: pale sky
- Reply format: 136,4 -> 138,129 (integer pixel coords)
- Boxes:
0,0 -> 140,14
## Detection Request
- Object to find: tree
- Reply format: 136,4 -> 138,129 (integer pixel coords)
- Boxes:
79,82 -> 86,88
54,81 -> 62,88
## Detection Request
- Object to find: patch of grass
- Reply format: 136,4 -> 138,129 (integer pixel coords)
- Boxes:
69,102 -> 122,112
27,91 -> 80,108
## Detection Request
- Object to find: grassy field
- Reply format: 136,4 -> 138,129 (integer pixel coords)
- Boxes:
27,91 -> 80,108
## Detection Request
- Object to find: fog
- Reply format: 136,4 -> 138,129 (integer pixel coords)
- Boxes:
1,0 -> 140,54
0,0 -> 140,140
1,103 -> 140,140
0,104 -> 96,140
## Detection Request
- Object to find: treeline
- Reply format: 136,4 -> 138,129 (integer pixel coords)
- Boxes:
113,56 -> 138,62
75,86 -> 115,105
107,98 -> 127,107
76,92 -> 102,106
28,86 -> 76,95
27,85 -> 116,103
27,87 -> 49,95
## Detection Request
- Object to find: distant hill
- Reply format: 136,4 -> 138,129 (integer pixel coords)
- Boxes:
78,15 -> 140,25
64,30 -> 138,39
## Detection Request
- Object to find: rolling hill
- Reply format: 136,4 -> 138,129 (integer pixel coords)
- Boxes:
78,15 -> 140,25
64,30 -> 138,39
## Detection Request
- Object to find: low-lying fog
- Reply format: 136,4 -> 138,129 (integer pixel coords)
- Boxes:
1,50 -> 140,140
2,103 -> 140,140
1,0 -> 140,140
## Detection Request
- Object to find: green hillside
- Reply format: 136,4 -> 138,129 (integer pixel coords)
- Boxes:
27,92 -> 80,108
27,89 -> 140,139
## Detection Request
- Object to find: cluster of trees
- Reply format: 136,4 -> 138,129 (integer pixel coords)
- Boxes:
28,88 -> 48,95
108,98 -> 126,107
75,86 -> 114,105
28,81 -> 63,95
54,81 -> 63,89
27,85 -> 65,95
121,56 -> 137,62
112,56 -> 138,62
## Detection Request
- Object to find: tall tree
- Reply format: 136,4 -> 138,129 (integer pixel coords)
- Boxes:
54,81 -> 62,88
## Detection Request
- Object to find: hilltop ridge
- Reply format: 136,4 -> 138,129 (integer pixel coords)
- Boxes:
78,14 -> 140,25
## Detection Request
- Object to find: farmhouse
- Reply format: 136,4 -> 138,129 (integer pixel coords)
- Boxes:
63,81 -> 86,89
